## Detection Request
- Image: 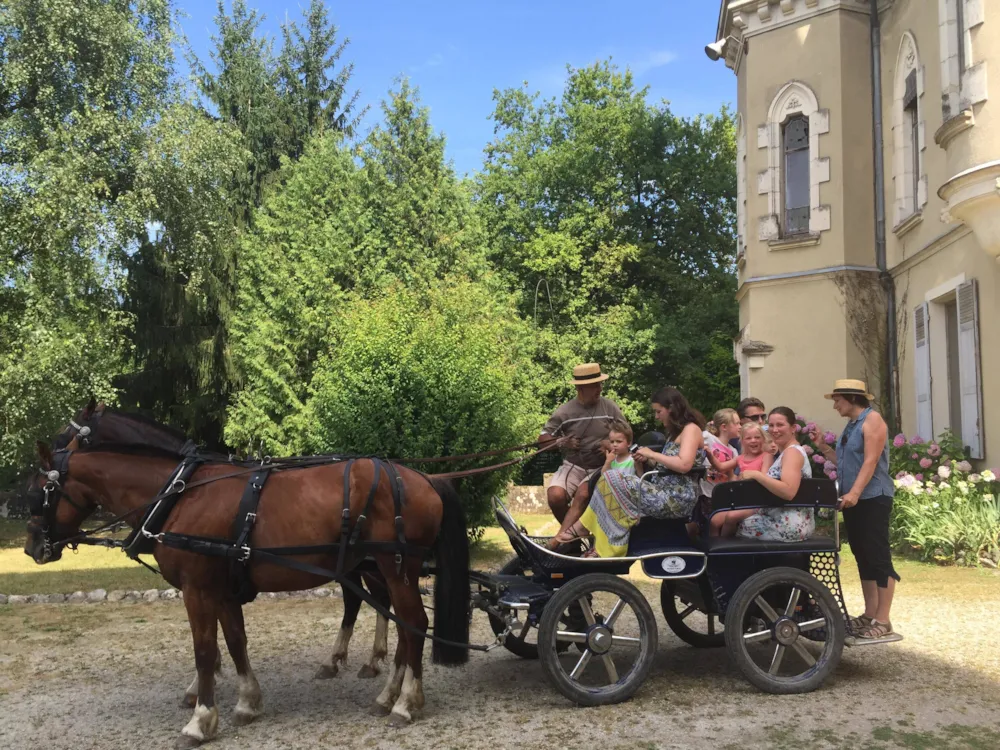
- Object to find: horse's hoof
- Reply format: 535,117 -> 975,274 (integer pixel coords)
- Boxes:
357,664 -> 380,679
387,712 -> 411,728
231,710 -> 259,727
314,664 -> 339,680
370,703 -> 391,717
181,694 -> 197,709
174,735 -> 203,749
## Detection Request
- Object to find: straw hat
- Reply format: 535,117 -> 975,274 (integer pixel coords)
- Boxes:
824,379 -> 874,401
570,363 -> 609,385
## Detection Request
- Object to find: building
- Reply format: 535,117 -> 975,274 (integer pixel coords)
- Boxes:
711,0 -> 998,466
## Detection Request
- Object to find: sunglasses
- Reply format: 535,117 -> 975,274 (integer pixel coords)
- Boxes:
745,414 -> 766,422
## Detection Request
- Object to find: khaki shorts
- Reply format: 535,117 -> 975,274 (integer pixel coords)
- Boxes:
550,461 -> 597,497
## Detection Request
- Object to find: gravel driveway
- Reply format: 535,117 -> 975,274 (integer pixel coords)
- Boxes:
1,575 -> 998,750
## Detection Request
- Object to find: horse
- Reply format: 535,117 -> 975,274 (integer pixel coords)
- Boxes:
25,438 -> 470,746
52,401 -> 395,683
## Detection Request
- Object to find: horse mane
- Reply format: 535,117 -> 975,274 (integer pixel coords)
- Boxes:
79,442 -> 234,465
103,409 -> 189,443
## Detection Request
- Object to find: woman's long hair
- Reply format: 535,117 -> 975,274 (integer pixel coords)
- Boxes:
651,387 -> 706,440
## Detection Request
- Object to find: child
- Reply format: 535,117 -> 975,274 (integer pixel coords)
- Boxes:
709,421 -> 775,537
602,420 -> 635,475
703,409 -> 741,487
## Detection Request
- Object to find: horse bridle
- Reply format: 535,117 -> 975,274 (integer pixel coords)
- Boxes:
27,449 -> 92,561
55,408 -> 105,450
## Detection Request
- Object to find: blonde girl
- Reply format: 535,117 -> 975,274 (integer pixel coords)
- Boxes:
709,421 -> 775,537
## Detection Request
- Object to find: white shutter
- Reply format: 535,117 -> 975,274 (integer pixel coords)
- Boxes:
956,280 -> 984,459
914,303 -> 933,441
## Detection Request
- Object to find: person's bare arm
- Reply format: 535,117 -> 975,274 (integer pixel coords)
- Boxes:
745,448 -> 804,501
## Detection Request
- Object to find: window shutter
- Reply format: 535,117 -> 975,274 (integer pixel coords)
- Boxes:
914,303 -> 933,441
956,280 -> 984,459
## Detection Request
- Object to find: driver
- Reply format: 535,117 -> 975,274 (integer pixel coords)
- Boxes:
537,363 -> 625,524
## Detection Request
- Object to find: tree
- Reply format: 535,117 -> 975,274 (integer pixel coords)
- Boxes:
278,0 -> 364,157
477,61 -> 739,419
0,0 -> 177,479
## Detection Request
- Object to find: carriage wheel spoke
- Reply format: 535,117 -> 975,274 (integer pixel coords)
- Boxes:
555,630 -> 588,644
768,644 -> 786,674
754,596 -> 780,623
601,655 -> 619,683
743,628 -> 772,643
678,603 -> 698,620
610,635 -> 641,647
707,615 -> 716,635
791,640 -> 817,667
579,598 -> 597,626
569,650 -> 592,680
798,618 -> 827,633
604,598 -> 626,628
517,620 -> 532,640
784,587 -> 802,617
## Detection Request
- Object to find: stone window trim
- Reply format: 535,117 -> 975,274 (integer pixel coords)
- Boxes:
756,80 -> 831,244
892,32 -> 928,230
938,0 -> 987,133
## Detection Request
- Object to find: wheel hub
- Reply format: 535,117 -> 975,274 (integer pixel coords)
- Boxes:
773,616 -> 800,646
587,625 -> 613,655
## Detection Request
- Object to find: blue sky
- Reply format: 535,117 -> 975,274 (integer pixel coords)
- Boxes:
177,1 -> 734,176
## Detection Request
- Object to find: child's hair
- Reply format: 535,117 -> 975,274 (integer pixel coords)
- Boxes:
607,419 -> 633,443
708,408 -> 739,436
740,421 -> 771,452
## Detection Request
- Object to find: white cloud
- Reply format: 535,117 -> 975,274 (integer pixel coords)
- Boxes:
631,50 -> 677,75
410,53 -> 445,73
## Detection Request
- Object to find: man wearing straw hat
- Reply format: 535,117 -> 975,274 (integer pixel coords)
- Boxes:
538,363 -> 625,523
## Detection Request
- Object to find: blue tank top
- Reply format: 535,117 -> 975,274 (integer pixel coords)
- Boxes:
835,408 -> 894,500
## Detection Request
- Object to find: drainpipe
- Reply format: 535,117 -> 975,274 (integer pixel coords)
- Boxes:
869,0 -> 900,431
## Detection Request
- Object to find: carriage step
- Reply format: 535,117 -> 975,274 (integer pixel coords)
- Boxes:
844,632 -> 904,647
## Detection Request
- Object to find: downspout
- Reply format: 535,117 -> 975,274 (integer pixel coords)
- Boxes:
869,0 -> 900,430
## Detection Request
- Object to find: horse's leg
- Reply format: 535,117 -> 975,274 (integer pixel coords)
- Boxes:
358,572 -> 391,679
183,644 -> 222,707
373,625 -> 406,715
316,571 -> 363,679
178,588 -> 221,748
382,559 -> 428,726
219,600 -> 262,726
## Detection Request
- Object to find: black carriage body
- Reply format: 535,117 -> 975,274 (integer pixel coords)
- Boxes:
487,478 -> 845,627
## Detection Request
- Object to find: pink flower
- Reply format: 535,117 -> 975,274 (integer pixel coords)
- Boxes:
793,424 -> 802,433
823,431 -> 837,445
956,461 -> 972,473
813,454 -> 826,465
915,473 -> 924,481
796,414 -> 804,422
895,470 -> 909,479
910,435 -> 925,445
919,457 -> 932,469
805,421 -> 818,433
911,453 -> 919,460
927,443 -> 941,457
827,470 -> 837,480
893,434 -> 906,448
803,445 -> 815,455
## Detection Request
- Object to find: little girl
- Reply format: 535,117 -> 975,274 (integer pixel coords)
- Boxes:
703,409 -> 741,488
602,420 -> 635,475
709,421 -> 774,536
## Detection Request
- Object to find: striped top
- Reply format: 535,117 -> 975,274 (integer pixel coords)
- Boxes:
541,396 -> 625,470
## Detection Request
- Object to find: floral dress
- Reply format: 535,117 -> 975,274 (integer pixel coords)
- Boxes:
581,440 -> 706,557
736,444 -> 815,542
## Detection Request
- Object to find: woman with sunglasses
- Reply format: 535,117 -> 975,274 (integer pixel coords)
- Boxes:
808,379 -> 899,641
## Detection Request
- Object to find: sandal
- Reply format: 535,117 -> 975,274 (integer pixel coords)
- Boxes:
848,614 -> 873,634
546,523 -> 591,550
857,619 -> 893,639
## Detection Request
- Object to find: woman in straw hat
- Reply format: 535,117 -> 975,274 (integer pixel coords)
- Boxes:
809,379 -> 899,640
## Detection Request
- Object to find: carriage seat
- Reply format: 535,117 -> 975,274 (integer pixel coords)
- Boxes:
700,534 -> 837,554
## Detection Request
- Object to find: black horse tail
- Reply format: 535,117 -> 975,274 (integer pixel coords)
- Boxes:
429,478 -> 470,665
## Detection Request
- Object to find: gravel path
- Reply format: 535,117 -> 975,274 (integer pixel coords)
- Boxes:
1,577 -> 998,750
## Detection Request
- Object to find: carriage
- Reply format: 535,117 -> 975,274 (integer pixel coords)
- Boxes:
470,473 -> 855,705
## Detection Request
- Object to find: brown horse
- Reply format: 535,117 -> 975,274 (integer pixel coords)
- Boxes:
25,440 -> 470,746
53,401 -> 395,682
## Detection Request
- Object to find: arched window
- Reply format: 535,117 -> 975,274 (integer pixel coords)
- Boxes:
892,32 -> 926,228
757,81 -> 830,242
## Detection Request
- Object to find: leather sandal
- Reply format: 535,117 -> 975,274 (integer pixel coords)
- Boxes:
857,619 -> 893,639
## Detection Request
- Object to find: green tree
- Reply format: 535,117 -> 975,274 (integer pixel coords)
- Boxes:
0,0 -> 177,479
478,61 -> 739,419
278,0 -> 364,157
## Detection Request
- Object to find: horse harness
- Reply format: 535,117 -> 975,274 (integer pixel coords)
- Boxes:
36,447 -> 425,604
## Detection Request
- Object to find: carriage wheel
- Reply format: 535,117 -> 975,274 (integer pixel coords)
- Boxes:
725,567 -> 844,694
538,574 -> 657,706
660,581 -> 725,648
